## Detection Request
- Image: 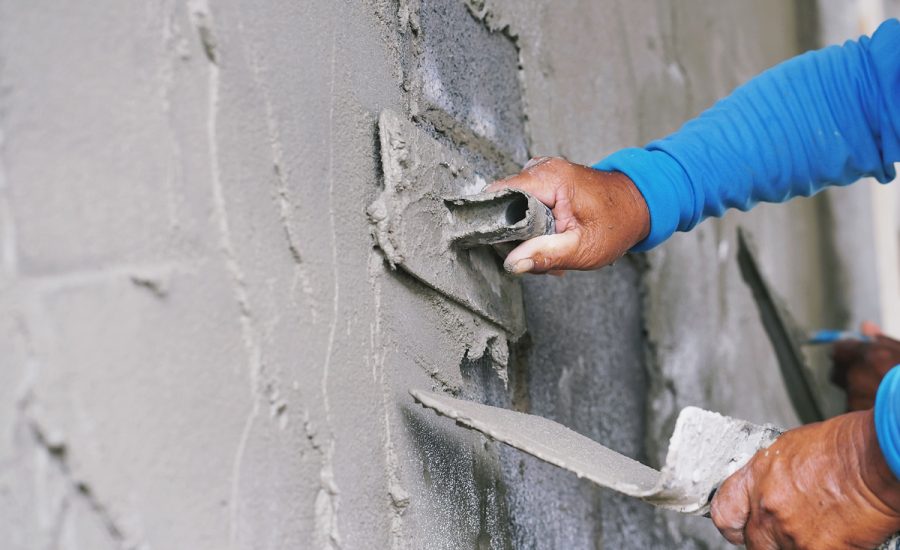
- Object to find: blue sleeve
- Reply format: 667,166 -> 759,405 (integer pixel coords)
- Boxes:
876,367 -> 900,479
594,19 -> 900,252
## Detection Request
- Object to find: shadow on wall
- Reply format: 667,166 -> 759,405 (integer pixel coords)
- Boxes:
402,404 -> 513,549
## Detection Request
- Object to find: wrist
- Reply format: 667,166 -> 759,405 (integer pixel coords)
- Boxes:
593,148 -> 692,251
605,171 -> 650,247
859,408 -> 900,514
620,172 -> 650,244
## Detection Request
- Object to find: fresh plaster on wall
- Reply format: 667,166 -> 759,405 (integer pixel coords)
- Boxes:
0,0 -> 885,549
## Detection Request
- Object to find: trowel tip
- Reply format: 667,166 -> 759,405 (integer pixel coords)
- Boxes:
408,388 -> 430,403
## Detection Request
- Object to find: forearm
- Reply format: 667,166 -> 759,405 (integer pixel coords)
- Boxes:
597,19 -> 900,251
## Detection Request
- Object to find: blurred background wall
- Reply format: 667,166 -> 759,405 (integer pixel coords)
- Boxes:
0,1 -> 897,548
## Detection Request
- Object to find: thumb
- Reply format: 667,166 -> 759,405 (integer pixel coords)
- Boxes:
503,231 -> 580,274
861,320 -> 883,337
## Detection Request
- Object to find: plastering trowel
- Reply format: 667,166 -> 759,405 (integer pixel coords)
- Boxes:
411,389 -> 900,548
411,388 -> 781,515
736,228 -> 825,424
368,110 -> 555,338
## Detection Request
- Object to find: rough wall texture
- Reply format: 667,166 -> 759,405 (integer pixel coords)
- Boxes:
0,0 -> 886,549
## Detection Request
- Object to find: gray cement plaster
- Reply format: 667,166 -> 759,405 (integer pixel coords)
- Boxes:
0,0 -> 890,548
415,0 -> 528,164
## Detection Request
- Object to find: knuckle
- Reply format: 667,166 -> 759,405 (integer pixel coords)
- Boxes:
758,497 -> 778,517
543,156 -> 565,167
531,252 -> 557,272
525,156 -> 558,174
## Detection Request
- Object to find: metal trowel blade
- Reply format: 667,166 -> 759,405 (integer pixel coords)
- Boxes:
410,389 -> 780,514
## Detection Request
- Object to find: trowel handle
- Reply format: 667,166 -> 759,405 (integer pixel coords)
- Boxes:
444,188 -> 555,249
806,329 -> 873,346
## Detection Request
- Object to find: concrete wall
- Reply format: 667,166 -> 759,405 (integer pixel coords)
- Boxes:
0,1 -> 887,549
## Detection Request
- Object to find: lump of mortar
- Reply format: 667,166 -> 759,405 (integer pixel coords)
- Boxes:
368,110 -> 536,337
410,389 -> 781,515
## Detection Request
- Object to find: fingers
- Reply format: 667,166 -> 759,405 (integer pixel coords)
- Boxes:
744,515 -> 781,550
484,157 -> 563,207
712,473 -> 782,550
712,469 -> 752,546
503,231 -> 581,274
831,340 -> 866,388
524,156 -> 552,170
861,320 -> 883,337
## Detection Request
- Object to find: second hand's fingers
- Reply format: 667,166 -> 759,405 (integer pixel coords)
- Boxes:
711,470 -> 752,546
743,512 -> 782,550
831,339 -> 866,367
861,320 -> 883,337
503,231 -> 581,274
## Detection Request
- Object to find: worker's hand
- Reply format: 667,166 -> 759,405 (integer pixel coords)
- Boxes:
832,322 -> 900,411
710,409 -> 900,549
484,157 -> 650,274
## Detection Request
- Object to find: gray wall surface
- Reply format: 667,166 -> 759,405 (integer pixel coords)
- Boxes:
0,0 -> 887,548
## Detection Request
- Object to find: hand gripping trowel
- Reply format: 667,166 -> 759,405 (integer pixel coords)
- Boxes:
410,390 -> 900,549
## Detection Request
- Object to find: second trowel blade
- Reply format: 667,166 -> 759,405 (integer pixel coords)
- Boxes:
410,389 -> 780,514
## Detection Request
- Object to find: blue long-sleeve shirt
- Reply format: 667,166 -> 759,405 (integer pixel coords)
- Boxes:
595,20 -> 900,476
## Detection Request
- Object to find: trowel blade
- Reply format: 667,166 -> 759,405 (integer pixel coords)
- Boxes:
410,389 -> 780,514
736,227 -> 825,424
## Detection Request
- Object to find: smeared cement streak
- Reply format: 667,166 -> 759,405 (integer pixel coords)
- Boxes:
411,389 -> 781,515
186,1 -> 270,545
315,15 -> 342,550
368,254 -> 407,547
0,125 -> 17,278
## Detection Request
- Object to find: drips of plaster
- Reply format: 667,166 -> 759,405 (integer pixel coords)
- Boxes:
367,255 -> 407,546
412,389 -> 781,515
317,15 -> 343,549
240,21 -> 304,267
188,3 -> 264,544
